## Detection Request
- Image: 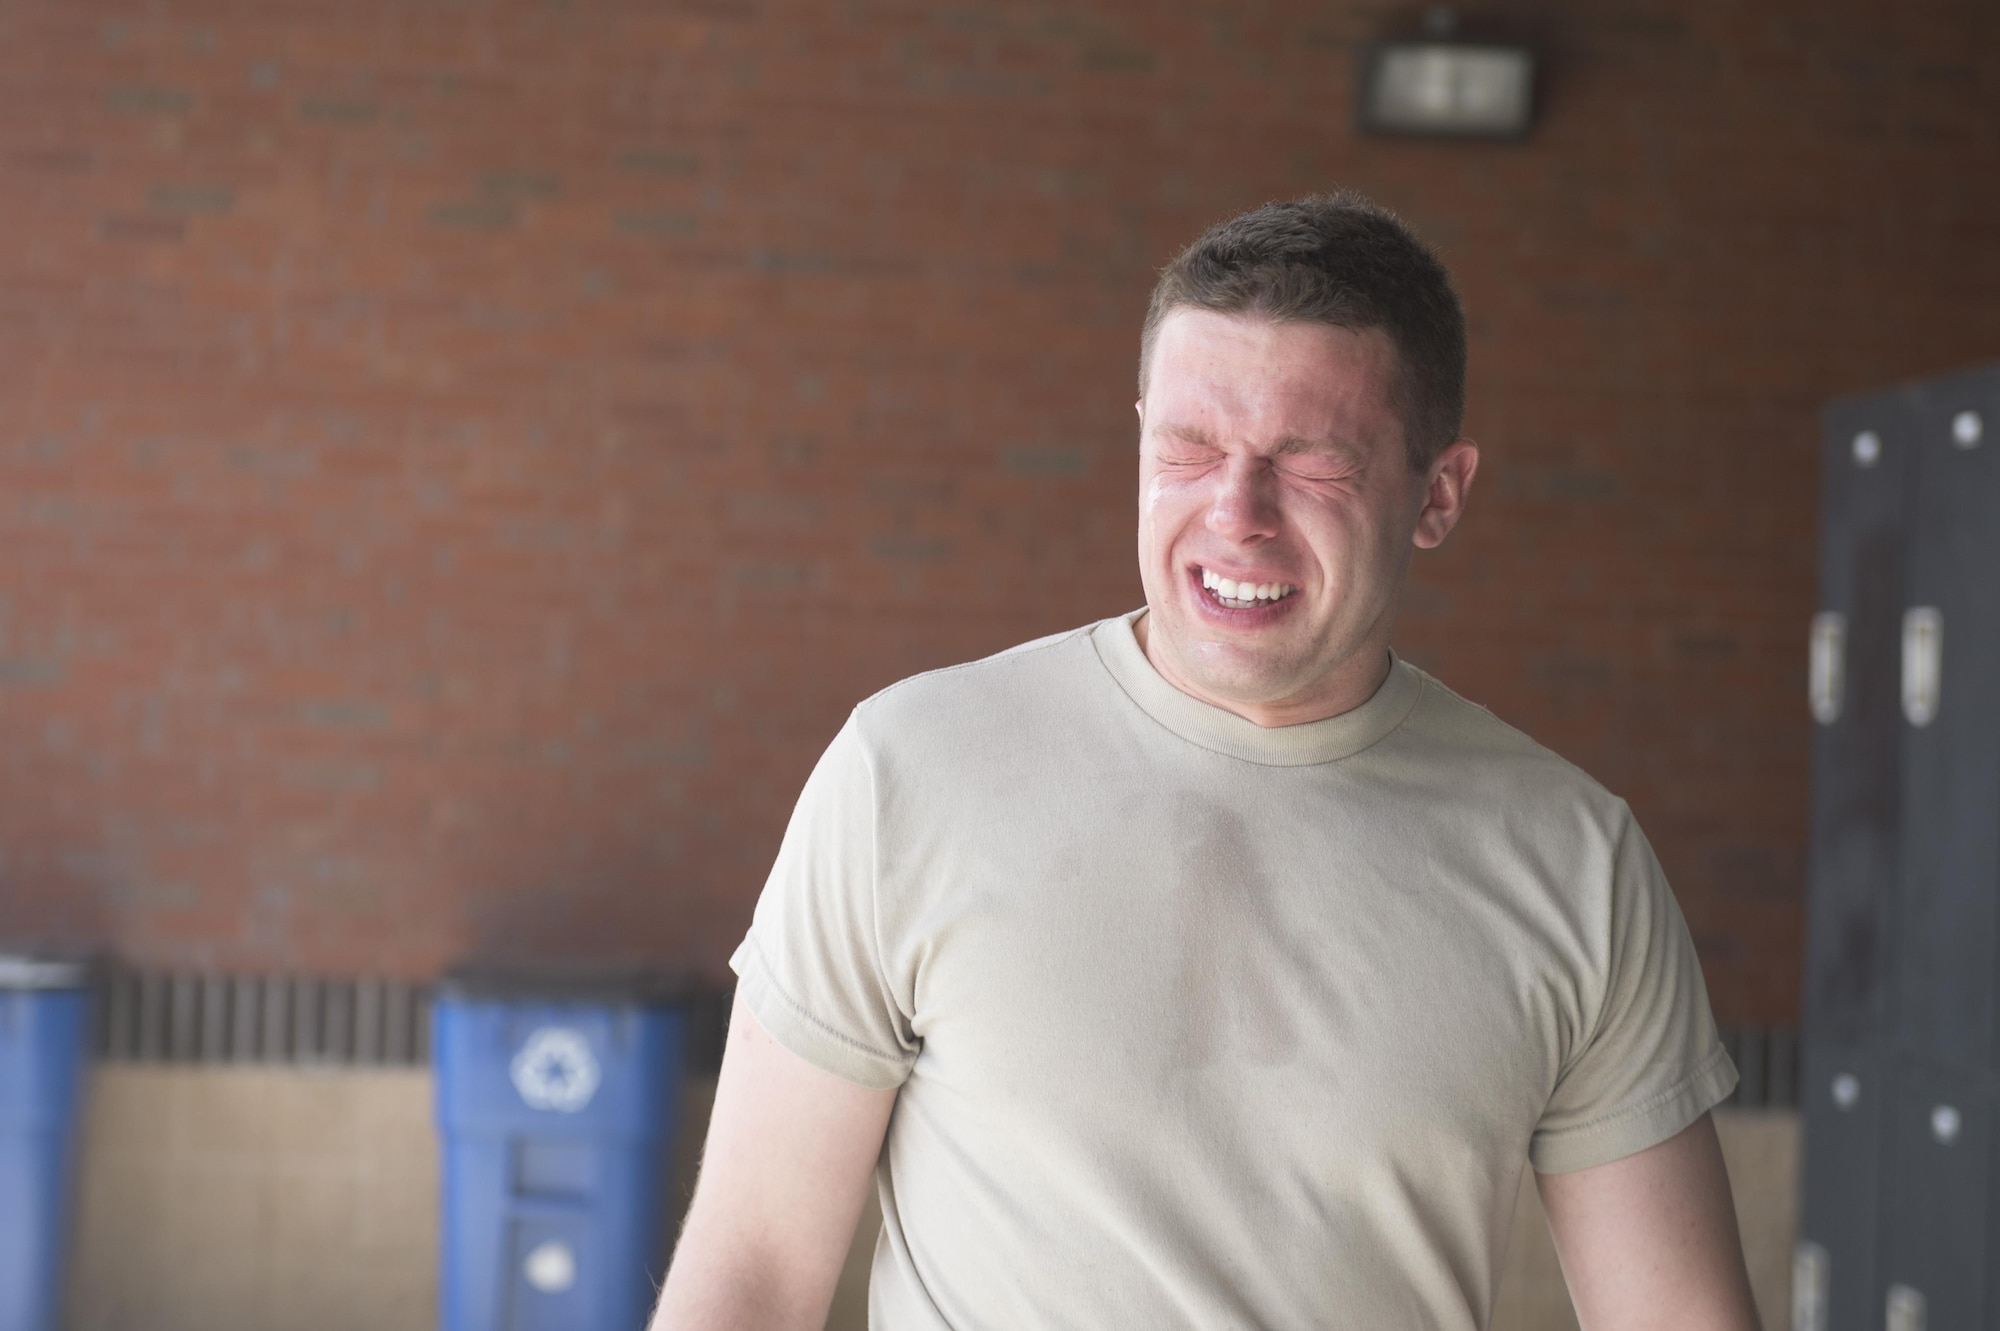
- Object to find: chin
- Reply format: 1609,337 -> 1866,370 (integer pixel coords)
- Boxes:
1182,650 -> 1310,706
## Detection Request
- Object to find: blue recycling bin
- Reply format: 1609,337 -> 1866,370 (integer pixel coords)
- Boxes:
0,956 -> 91,1331
432,971 -> 687,1331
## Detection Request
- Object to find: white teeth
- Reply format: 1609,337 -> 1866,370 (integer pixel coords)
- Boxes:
1198,568 -> 1295,605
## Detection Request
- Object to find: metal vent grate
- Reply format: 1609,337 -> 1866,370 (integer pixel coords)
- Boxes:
91,975 -> 1765,1091
1716,1024 -> 1799,1109
96,970 -> 431,1066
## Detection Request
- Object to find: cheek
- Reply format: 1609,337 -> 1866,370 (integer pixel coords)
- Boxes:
1140,473 -> 1207,539
1289,503 -> 1392,583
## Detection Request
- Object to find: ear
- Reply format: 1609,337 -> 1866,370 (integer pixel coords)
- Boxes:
1413,439 -> 1479,550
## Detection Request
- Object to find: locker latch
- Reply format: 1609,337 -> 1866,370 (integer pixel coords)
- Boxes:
1791,1241 -> 1827,1331
1887,1283 -> 1926,1331
1809,613 -> 1844,725
1901,607 -> 1942,727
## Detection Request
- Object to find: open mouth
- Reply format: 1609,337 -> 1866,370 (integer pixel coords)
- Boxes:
1194,565 -> 1297,611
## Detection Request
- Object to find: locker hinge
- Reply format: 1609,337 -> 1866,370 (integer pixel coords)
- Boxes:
1809,613 -> 1844,724
1901,607 -> 1942,727
1930,1103 -> 1962,1144
1951,410 -> 1982,449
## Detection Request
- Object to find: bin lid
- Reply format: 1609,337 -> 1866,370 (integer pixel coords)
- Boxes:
0,954 -> 93,990
435,962 -> 701,1005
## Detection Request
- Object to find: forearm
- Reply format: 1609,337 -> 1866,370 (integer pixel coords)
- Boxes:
649,995 -> 895,1331
650,1207 -> 836,1331
1539,1114 -> 1759,1331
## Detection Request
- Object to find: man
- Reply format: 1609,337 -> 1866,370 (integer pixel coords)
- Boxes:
654,195 -> 1759,1330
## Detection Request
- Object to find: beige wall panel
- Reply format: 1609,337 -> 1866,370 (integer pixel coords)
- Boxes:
1486,1110 -> 1801,1331
66,1069 -> 1797,1331
66,1065 -> 438,1331
1716,1111 -> 1803,1331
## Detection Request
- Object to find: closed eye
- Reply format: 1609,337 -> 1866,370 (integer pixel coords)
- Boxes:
1278,458 -> 1359,482
1151,440 -> 1225,468
1148,423 -> 1226,467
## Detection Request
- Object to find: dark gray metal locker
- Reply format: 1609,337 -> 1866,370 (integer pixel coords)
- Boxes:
1806,391 -> 1915,1041
1879,1062 -> 1991,1329
1797,388 -> 1918,1330
1894,366 -> 2000,1071
1796,1040 -> 1887,1331
1798,362 -> 2000,1331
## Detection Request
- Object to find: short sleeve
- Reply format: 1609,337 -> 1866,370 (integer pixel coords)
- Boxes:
1530,813 -> 1738,1173
729,716 -> 918,1090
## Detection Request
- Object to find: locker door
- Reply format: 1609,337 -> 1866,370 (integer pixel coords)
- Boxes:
1795,1041 -> 1887,1331
1895,366 -> 2000,1070
1879,1061 -> 1990,1329
1805,391 -> 1914,1041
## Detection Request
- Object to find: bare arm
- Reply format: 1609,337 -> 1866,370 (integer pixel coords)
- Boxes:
650,994 -> 898,1331
1536,1112 -> 1759,1331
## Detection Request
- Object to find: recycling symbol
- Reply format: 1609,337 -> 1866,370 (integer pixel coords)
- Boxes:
510,1026 -> 601,1113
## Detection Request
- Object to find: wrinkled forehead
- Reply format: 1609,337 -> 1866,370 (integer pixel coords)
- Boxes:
1140,309 -> 1405,442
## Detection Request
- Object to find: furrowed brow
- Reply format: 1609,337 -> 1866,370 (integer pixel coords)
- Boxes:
1273,434 -> 1360,461
1155,423 -> 1215,447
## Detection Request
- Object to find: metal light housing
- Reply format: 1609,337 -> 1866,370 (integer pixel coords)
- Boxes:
1358,30 -> 1536,139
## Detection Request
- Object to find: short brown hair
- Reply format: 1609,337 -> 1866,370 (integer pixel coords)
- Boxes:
1139,193 -> 1467,471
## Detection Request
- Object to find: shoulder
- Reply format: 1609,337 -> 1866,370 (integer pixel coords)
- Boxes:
848,619 -> 1110,754
1390,661 -> 1635,833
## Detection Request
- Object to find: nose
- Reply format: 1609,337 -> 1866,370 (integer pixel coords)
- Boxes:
1204,454 -> 1281,544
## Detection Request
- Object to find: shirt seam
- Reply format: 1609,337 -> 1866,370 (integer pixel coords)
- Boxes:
1535,1041 -> 1735,1145
859,717 -> 912,1044
860,622 -> 1093,710
1095,638 -> 1428,769
740,929 -> 916,1073
1568,806 -> 1634,1081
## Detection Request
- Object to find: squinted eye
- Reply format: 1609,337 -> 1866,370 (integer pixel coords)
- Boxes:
1280,458 -> 1355,482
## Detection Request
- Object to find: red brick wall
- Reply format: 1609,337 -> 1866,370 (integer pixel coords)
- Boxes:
3,0 -> 1996,1021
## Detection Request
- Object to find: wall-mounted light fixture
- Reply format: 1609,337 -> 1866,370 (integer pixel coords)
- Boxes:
1358,8 -> 1537,140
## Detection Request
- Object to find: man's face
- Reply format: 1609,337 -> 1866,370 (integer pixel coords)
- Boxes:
1135,308 -> 1473,726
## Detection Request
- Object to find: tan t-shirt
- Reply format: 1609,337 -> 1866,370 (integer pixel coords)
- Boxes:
731,612 -> 1736,1330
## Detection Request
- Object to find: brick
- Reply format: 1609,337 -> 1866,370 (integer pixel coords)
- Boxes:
618,150 -> 701,175
105,86 -> 192,114
147,185 -> 235,215
614,212 -> 699,237
296,97 -> 377,125
0,0 -> 1992,1021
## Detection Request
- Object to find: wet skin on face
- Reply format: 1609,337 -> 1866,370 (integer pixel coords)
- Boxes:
1134,309 -> 1477,728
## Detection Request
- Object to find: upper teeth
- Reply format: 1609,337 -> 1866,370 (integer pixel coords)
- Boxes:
1201,568 -> 1295,602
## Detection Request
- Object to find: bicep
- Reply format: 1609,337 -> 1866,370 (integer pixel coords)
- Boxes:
1535,1113 -> 1759,1331
652,993 -> 897,1330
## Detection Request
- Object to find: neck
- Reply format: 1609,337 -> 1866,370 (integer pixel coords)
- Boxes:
1132,611 -> 1396,728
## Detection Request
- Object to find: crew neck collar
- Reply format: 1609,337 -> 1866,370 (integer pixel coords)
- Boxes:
1090,609 -> 1423,767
